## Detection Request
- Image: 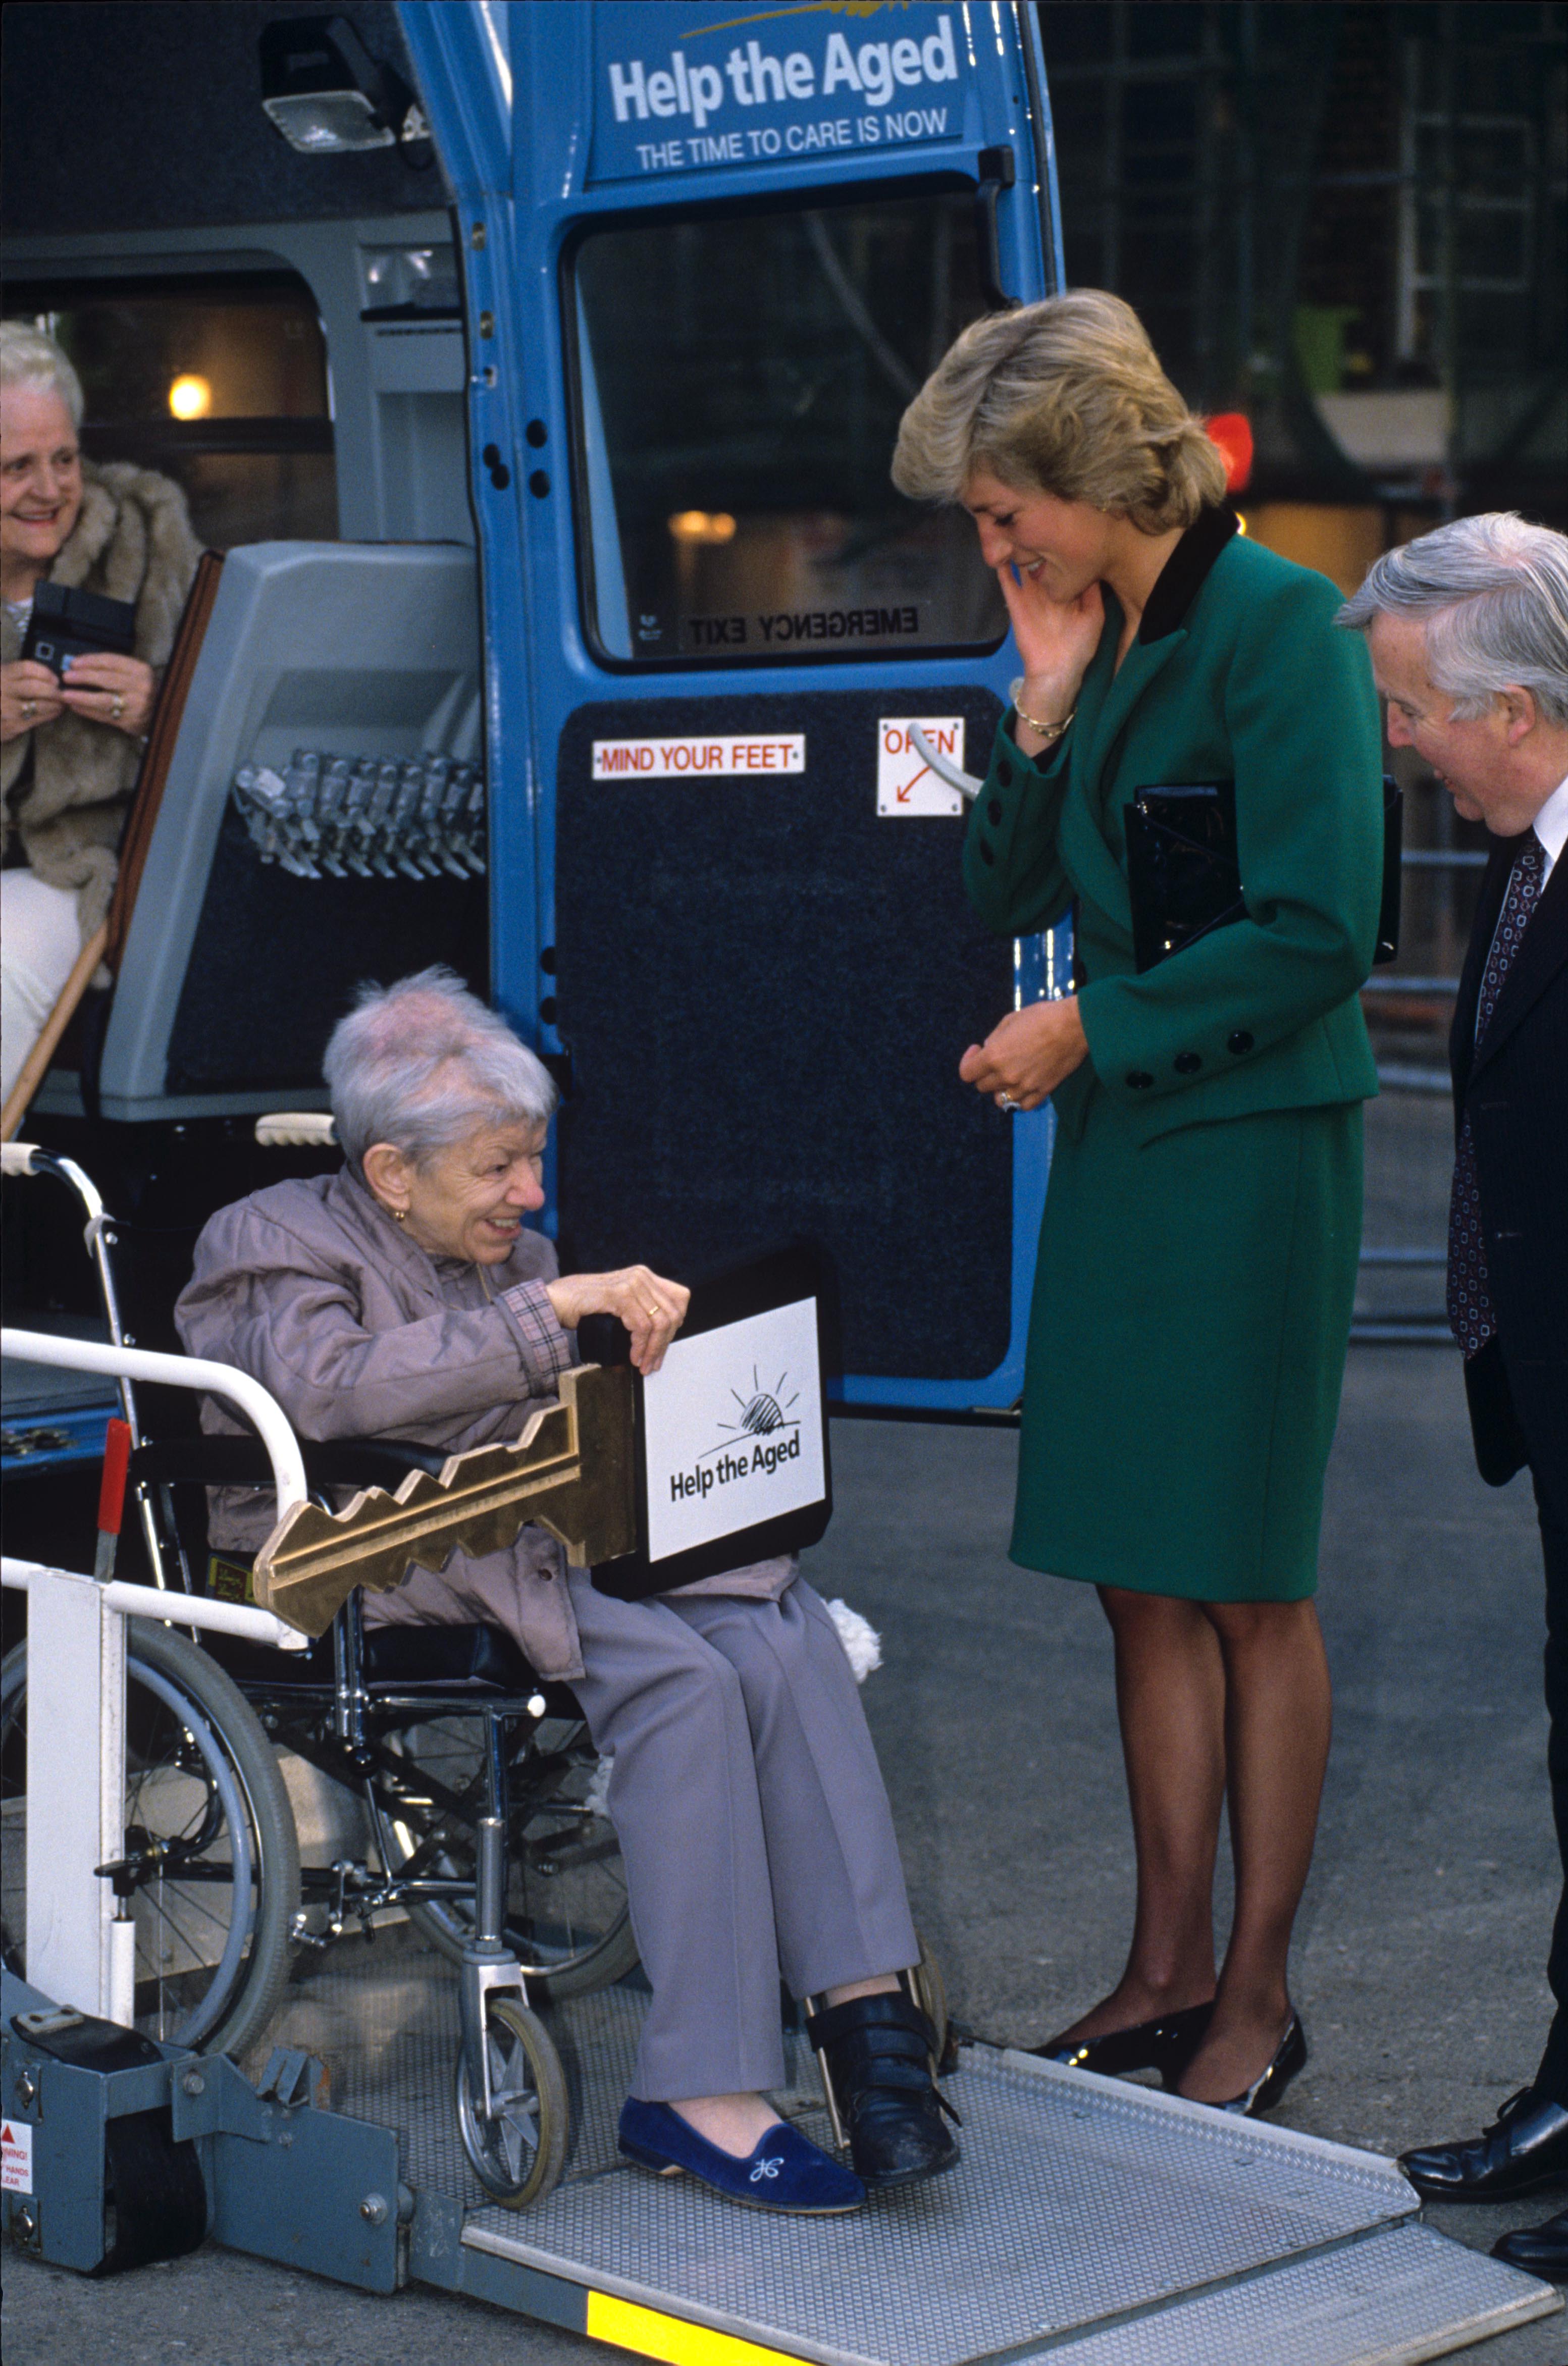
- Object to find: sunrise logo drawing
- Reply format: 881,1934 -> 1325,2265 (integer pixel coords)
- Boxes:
697,1366 -> 801,1460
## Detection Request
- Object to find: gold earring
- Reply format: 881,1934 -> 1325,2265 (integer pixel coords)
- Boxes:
393,1205 -> 407,1223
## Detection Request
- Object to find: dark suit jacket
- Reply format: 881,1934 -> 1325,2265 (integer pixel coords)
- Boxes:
1451,829 -> 1568,1486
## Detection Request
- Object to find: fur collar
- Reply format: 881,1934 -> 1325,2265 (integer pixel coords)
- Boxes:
1,462 -> 199,663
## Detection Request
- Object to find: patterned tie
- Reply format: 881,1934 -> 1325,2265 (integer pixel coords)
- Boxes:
1447,830 -> 1546,1357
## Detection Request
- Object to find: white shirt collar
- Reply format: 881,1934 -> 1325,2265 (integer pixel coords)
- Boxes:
1533,769 -> 1568,880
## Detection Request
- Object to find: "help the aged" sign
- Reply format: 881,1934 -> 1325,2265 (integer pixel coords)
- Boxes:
586,1246 -> 834,1600
643,1296 -> 826,1563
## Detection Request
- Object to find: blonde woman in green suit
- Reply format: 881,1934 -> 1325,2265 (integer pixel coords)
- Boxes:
893,293 -> 1384,2118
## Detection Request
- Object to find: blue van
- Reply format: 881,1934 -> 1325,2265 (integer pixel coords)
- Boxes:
3,2 -> 1068,1421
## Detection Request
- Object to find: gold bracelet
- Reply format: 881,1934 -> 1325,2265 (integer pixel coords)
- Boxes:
1014,701 -> 1074,742
1009,679 -> 1075,742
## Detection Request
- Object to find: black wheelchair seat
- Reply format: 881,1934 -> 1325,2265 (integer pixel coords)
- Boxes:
203,1615 -> 582,1713
361,1620 -> 579,1706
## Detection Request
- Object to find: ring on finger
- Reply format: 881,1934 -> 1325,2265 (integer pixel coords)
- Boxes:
998,1091 -> 1019,1113
112,694 -> 125,720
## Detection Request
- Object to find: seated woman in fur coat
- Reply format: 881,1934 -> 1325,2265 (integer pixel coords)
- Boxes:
1,320 -> 200,1102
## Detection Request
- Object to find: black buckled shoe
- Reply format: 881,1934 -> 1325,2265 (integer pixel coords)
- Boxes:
1033,2000 -> 1214,2086
1492,2207 -> 1568,2281
1400,2089 -> 1568,2202
808,1993 -> 960,2189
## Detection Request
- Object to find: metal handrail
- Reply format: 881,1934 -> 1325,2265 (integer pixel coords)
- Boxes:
1,1555 -> 303,1650
5,1141 -> 175,1582
1,1544 -> 309,2023
0,1328 -> 308,1522
909,723 -> 984,802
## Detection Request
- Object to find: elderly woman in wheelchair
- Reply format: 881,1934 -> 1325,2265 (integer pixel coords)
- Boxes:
175,966 -> 957,2215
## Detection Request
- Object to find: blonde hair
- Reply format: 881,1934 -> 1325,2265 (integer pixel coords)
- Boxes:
891,291 -> 1226,533
0,321 -> 84,430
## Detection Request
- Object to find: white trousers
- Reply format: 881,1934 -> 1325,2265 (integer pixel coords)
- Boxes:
1,867 -> 80,1103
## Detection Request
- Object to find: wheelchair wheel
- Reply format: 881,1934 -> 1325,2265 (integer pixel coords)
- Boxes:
1,1622 -> 300,2058
373,1713 -> 639,2000
454,1994 -> 568,2208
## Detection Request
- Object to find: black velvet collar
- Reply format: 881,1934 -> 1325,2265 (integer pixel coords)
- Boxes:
1136,504 -> 1239,644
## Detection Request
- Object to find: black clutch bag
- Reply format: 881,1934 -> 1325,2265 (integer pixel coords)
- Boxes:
1125,782 -> 1245,975
1125,776 -> 1402,976
21,580 -> 138,678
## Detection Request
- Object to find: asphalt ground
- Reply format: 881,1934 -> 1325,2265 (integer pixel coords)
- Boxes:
5,1089 -> 1565,2363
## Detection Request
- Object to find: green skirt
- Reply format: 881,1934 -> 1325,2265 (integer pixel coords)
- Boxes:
1013,1092 -> 1363,1602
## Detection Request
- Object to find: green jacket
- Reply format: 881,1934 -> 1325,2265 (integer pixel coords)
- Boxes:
963,511 -> 1384,1147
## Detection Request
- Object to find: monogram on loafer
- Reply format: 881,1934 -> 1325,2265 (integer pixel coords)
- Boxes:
618,2097 -> 865,2213
1399,2088 -> 1568,2202
1492,2207 -> 1568,2281
1032,1999 -> 1214,2085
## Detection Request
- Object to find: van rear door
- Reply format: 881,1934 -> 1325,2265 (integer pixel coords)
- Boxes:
402,0 -> 1067,1412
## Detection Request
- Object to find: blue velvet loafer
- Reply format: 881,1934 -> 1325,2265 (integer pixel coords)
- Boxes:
618,2098 -> 865,2213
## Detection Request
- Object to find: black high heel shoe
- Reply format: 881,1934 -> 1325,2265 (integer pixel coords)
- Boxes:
1204,2014 -> 1308,2118
1032,1999 -> 1214,2085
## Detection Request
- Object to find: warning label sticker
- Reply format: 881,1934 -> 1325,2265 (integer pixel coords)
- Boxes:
2,2118 -> 34,2194
592,735 -> 806,781
876,718 -> 966,816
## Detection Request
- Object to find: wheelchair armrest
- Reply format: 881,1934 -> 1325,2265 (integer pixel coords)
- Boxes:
128,1436 -> 448,1489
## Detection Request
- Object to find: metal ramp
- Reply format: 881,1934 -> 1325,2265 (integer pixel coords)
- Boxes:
248,1934 -> 1559,2365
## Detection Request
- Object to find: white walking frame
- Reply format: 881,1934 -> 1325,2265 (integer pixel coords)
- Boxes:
2,1329 -> 310,2032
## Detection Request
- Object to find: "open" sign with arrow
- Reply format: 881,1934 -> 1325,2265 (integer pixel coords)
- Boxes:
876,716 -> 966,817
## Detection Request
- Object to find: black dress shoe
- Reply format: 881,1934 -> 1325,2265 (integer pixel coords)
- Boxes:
807,1994 -> 960,2188
1400,2089 -> 1568,2202
1032,2000 -> 1214,2084
1492,2207 -> 1568,2281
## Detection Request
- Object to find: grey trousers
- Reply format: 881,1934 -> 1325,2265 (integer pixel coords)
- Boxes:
565,1570 -> 920,2100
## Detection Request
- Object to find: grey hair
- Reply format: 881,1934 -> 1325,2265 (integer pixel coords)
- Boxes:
0,320 -> 85,429
1337,512 -> 1568,728
323,967 -> 557,1171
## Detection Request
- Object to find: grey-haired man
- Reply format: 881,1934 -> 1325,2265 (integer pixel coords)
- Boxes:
1340,513 -> 1568,2279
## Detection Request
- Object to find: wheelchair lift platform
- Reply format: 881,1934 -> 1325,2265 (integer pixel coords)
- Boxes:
220,1929 -> 1555,2366
1,1326 -> 1556,2362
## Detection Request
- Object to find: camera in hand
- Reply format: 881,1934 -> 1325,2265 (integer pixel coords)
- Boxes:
20,581 -> 138,679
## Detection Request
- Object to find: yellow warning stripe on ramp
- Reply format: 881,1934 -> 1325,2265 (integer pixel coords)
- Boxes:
586,2290 -> 810,2364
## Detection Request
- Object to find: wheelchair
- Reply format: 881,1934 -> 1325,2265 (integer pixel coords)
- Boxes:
1,1131 -> 636,2207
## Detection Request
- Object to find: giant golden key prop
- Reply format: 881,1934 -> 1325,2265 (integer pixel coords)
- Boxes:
251,1363 -> 636,1637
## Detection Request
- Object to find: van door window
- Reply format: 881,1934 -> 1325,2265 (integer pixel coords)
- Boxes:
10,272 -> 335,549
569,186 -> 1007,664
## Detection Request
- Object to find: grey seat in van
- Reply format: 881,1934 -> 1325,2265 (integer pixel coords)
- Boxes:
89,543 -> 483,1123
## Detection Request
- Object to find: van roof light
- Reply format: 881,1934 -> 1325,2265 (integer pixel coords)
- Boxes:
259,13 -> 420,155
